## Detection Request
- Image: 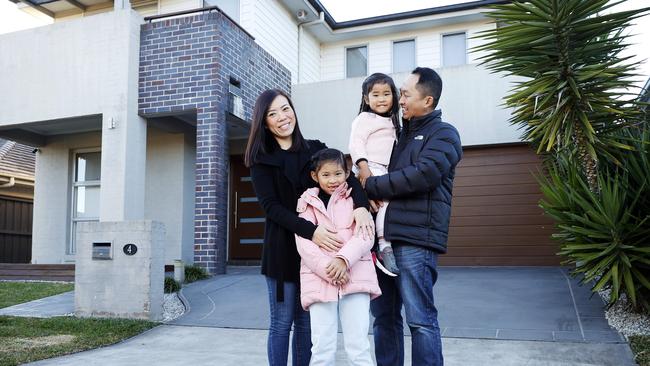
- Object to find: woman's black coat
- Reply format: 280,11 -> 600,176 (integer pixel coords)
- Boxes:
250,139 -> 369,301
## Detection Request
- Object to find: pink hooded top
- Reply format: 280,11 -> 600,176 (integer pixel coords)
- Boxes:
295,182 -> 381,310
348,112 -> 397,166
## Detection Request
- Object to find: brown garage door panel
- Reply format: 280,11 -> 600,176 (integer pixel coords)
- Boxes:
453,183 -> 541,197
452,194 -> 542,207
444,144 -> 559,266
450,215 -> 552,227
455,163 -> 542,177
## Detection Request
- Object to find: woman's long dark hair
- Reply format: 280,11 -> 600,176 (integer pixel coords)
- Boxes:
358,73 -> 401,135
244,89 -> 308,167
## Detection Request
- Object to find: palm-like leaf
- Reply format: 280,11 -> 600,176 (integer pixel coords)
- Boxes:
475,0 -> 650,192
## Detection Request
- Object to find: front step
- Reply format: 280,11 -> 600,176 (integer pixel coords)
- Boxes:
0,264 -> 75,282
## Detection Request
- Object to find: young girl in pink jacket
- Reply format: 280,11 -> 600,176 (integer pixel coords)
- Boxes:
349,73 -> 401,277
295,148 -> 381,366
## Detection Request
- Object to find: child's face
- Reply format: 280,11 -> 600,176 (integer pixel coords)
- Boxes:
364,82 -> 393,115
311,161 -> 349,195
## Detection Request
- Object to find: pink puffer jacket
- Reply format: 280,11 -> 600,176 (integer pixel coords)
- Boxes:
295,183 -> 381,310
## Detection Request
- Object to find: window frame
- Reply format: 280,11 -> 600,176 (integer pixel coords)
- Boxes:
68,148 -> 101,255
441,31 -> 468,67
344,44 -> 369,79
391,38 -> 417,74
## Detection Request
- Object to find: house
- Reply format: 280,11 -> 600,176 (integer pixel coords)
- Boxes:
0,0 -> 558,276
0,139 -> 35,263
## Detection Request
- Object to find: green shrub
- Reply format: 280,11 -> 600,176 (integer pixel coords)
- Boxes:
184,265 -> 210,283
540,125 -> 650,311
164,277 -> 181,293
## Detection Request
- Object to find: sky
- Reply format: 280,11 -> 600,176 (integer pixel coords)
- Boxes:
0,0 -> 52,34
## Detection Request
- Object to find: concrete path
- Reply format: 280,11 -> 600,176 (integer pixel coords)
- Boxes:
0,290 -> 74,318
27,325 -> 635,366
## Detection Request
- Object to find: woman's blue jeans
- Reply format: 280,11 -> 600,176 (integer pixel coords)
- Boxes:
266,276 -> 311,366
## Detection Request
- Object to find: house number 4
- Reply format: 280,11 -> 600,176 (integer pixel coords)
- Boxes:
123,244 -> 138,256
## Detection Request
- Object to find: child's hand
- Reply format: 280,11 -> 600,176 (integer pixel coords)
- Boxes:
326,257 -> 348,282
333,272 -> 350,286
357,163 -> 373,188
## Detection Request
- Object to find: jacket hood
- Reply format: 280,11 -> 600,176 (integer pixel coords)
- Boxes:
297,182 -> 350,214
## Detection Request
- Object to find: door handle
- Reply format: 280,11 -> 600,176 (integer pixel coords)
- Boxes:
234,191 -> 238,229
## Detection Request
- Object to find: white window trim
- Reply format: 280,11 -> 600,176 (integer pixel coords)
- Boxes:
344,44 -> 369,79
391,38 -> 417,74
68,148 -> 101,255
440,31 -> 468,67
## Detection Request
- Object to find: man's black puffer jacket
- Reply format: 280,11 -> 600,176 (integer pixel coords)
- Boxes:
365,110 -> 462,253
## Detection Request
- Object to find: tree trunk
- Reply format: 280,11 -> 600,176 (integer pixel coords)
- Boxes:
573,124 -> 599,193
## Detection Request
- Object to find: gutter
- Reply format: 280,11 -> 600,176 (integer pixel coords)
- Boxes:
306,0 -> 511,30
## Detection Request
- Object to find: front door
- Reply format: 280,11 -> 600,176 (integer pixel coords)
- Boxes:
228,155 -> 264,261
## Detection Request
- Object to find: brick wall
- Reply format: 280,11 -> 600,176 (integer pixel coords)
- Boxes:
139,11 -> 291,274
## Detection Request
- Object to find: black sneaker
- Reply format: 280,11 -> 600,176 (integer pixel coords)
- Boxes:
376,247 -> 399,277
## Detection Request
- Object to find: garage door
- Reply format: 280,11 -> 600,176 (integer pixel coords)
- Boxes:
441,144 -> 558,266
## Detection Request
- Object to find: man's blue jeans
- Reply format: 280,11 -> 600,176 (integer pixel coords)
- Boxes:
266,277 -> 311,366
370,244 -> 443,366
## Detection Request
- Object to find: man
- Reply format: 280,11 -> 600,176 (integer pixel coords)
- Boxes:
364,67 -> 462,366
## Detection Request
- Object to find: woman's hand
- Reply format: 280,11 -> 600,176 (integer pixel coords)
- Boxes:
312,225 -> 343,252
326,257 -> 348,283
353,207 -> 375,240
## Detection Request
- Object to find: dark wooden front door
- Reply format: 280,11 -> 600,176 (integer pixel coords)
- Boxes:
229,155 -> 264,261
0,196 -> 33,263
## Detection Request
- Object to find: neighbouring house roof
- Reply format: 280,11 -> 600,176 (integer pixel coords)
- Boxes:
0,139 -> 35,182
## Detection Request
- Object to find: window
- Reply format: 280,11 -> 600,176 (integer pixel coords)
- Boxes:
69,151 -> 101,254
393,40 -> 415,73
442,32 -> 467,67
346,46 -> 367,78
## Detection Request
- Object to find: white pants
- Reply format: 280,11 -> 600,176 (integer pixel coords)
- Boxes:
355,162 -> 390,244
308,293 -> 373,366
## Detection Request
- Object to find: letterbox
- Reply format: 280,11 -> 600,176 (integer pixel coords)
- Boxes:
92,242 -> 112,260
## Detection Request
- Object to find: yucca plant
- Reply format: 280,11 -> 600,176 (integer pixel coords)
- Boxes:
475,0 -> 649,192
539,123 -> 650,311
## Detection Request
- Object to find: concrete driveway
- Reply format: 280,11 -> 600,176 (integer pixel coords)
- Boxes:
24,266 -> 637,365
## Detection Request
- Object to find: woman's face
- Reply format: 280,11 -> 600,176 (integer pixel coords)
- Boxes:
265,95 -> 296,145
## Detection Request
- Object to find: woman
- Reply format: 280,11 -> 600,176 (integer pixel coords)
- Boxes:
244,89 -> 374,366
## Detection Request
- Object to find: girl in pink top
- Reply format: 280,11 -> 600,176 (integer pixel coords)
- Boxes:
295,148 -> 381,366
348,73 -> 401,276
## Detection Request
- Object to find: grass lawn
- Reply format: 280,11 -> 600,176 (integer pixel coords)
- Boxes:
0,282 -> 74,309
630,335 -> 650,366
0,316 -> 158,366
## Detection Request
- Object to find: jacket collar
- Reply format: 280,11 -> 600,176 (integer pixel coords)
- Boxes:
403,109 -> 442,133
297,182 -> 350,217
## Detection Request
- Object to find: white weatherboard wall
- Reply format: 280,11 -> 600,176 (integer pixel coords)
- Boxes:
0,10 -> 148,263
320,20 -> 495,81
292,64 -> 521,153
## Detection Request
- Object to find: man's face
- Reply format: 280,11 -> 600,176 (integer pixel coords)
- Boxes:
399,74 -> 433,120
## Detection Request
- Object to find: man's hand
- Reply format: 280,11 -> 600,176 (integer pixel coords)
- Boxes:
326,257 -> 348,284
369,199 -> 384,214
357,161 -> 373,188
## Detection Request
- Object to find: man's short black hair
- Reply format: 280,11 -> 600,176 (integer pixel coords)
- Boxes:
412,67 -> 442,109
